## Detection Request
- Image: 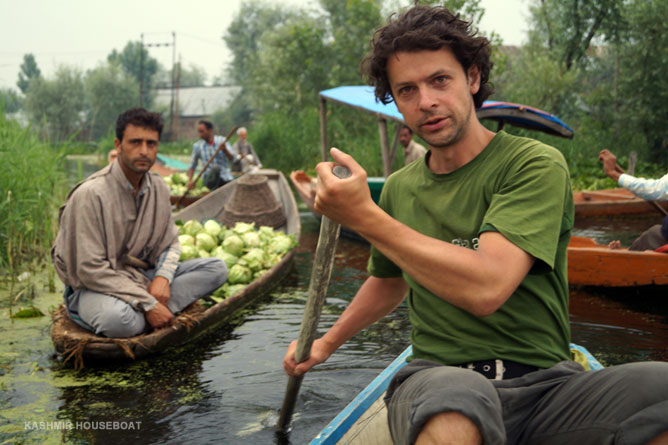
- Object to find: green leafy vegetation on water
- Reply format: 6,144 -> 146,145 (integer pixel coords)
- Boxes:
0,112 -> 66,306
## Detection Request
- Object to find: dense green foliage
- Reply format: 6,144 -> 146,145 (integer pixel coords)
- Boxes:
16,53 -> 41,94
0,113 -> 66,281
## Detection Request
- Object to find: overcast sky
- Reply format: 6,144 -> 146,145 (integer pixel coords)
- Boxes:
0,0 -> 529,90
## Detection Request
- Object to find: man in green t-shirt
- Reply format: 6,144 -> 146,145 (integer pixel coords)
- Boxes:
284,5 -> 668,444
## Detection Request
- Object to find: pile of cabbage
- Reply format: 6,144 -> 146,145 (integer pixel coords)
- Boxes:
163,173 -> 210,197
176,219 -> 298,303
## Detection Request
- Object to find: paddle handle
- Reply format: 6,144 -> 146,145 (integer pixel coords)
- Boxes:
277,165 -> 351,433
176,125 -> 238,207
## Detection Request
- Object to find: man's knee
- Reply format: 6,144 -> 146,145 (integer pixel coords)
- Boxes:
198,257 -> 228,288
93,303 -> 146,338
416,412 -> 482,445
387,364 -> 503,445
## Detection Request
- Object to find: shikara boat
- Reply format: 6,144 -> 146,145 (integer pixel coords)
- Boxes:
311,344 -> 602,445
567,235 -> 668,287
574,188 -> 668,217
51,169 -> 300,367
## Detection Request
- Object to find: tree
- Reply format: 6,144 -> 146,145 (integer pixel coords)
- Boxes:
16,54 -> 42,94
527,0 -> 624,71
108,41 -> 159,107
223,0 -> 297,89
616,0 -> 668,162
85,62 -> 139,139
24,66 -> 85,141
319,0 -> 384,86
0,88 -> 22,113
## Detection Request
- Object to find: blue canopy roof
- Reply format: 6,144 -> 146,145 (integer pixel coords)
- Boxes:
319,85 -> 574,138
320,86 -> 405,123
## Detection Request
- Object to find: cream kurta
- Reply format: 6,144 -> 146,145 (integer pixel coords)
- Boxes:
52,160 -> 178,312
404,139 -> 428,165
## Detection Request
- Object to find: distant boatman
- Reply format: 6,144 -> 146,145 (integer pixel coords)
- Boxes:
52,108 -> 227,338
398,125 -> 427,165
188,120 -> 236,191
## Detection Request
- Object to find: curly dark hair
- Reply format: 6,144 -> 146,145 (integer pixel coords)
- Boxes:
115,108 -> 164,141
361,5 -> 493,108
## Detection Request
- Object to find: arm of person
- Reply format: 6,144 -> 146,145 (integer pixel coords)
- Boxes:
187,145 -> 200,189
598,149 -> 622,182
148,238 -> 181,306
218,141 -> 235,161
284,275 -> 408,377
315,148 -> 536,318
618,173 -> 668,201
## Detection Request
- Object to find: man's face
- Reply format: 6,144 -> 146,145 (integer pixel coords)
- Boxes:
114,124 -> 159,174
197,124 -> 212,141
398,128 -> 412,147
388,47 -> 480,150
239,129 -> 248,140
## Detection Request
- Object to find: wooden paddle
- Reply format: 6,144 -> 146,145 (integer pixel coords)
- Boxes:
276,165 -> 351,434
175,125 -> 238,207
614,162 -> 668,217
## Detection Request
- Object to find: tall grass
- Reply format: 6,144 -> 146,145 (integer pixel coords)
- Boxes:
0,113 -> 67,305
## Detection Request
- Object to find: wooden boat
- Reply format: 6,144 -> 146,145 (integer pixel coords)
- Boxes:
568,235 -> 668,287
574,188 -> 668,217
51,169 -> 300,367
312,344 -> 602,444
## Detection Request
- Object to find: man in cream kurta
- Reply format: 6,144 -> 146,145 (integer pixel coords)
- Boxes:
52,108 -> 227,338
399,125 -> 428,165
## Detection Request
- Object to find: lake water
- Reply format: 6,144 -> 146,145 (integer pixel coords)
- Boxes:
1,184 -> 667,443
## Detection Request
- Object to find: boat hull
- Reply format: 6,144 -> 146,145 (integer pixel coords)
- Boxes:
574,188 -> 668,217
567,236 -> 668,287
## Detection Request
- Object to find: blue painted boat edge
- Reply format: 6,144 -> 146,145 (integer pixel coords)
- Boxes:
312,344 -> 603,443
311,345 -> 413,445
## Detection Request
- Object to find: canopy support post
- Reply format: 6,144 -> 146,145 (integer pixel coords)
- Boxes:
378,117 -> 392,178
388,123 -> 401,168
320,97 -> 328,161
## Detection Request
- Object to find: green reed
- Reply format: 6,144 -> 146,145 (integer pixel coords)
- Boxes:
0,112 -> 67,306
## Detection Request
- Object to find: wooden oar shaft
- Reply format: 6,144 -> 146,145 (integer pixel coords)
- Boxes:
277,165 -> 350,433
277,215 -> 341,432
176,125 -> 238,207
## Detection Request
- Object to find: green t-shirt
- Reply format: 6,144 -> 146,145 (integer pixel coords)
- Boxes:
368,131 -> 573,369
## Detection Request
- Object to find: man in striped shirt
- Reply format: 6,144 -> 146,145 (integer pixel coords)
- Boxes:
188,120 -> 237,191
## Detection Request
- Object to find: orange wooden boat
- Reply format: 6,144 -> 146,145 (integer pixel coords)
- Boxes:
574,188 -> 668,217
568,236 -> 668,287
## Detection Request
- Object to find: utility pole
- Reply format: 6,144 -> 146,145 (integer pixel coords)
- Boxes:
174,56 -> 181,140
139,32 -> 176,136
139,33 -> 144,107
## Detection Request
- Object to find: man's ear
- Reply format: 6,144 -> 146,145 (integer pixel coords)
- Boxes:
467,65 -> 481,95
114,138 -> 121,150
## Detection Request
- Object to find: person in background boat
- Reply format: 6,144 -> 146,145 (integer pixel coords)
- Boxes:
599,148 -> 668,251
108,148 -> 118,164
188,120 -> 237,191
52,108 -> 228,338
232,127 -> 262,173
284,6 -> 668,445
398,125 -> 427,165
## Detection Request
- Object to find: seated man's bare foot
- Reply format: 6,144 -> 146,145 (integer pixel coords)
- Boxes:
608,240 -> 622,249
